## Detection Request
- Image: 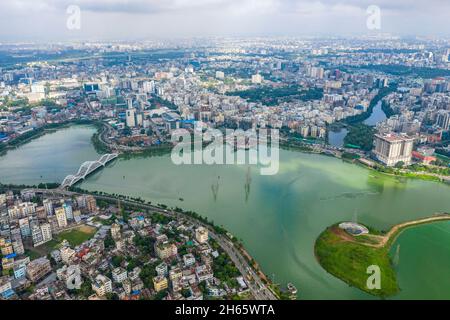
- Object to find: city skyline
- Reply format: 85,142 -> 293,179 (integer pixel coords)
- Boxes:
1,0 -> 450,41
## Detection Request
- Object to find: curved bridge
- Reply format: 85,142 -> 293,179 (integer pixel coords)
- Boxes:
60,153 -> 118,189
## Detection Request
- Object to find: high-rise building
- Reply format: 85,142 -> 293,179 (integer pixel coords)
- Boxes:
40,223 -> 53,243
307,66 -> 324,79
31,225 -> 44,247
63,203 -> 73,220
373,133 -> 414,167
85,196 -> 97,214
126,108 -> 136,127
43,199 -> 53,216
18,218 -> 31,237
111,223 -> 121,240
12,240 -> 24,255
55,207 -> 68,228
436,110 -> 450,131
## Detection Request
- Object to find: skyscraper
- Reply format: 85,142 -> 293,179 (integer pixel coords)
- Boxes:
126,108 -> 136,127
373,133 -> 414,167
55,207 -> 68,228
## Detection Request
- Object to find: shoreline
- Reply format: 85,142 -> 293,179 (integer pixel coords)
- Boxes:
314,214 -> 450,298
2,121 -> 449,186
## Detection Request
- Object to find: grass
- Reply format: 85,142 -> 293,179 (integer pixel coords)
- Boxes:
24,225 -> 97,259
314,225 -> 399,298
56,225 -> 97,247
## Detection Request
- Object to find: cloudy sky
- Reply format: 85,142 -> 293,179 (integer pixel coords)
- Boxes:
0,0 -> 449,41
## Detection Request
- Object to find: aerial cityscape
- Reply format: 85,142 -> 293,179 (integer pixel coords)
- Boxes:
0,0 -> 450,307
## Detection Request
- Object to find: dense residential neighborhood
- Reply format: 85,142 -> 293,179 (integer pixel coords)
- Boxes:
0,187 -> 276,300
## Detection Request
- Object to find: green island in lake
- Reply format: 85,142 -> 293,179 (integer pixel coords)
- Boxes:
314,214 -> 450,298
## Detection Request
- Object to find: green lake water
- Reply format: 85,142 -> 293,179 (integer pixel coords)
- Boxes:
0,125 -> 449,299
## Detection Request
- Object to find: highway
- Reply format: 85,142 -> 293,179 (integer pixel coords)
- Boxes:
30,188 -> 278,300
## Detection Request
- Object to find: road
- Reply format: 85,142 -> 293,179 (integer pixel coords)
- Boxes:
361,214 -> 450,248
30,188 -> 278,300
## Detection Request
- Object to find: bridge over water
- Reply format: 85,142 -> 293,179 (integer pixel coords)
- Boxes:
60,153 -> 118,189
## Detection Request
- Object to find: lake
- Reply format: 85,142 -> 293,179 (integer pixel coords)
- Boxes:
1,125 -> 450,299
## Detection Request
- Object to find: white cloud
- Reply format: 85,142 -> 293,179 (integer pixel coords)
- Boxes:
0,0 -> 449,40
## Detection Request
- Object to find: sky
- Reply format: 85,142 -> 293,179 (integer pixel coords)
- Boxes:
0,0 -> 449,41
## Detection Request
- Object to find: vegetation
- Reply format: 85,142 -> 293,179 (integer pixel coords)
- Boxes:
104,234 -> 115,249
133,234 -> 155,256
315,225 -> 399,297
56,226 -> 97,247
356,64 -> 450,78
341,152 -> 361,160
344,124 -> 376,151
343,84 -> 396,125
149,94 -> 178,110
381,100 -> 396,118
212,252 -> 241,288
226,85 -> 323,106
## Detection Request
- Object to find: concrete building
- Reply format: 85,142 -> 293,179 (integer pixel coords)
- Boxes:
55,207 -> 67,228
195,226 -> 209,244
155,241 -> 177,260
40,223 -> 53,243
373,133 -> 414,166
85,196 -> 97,214
112,267 -> 127,283
152,275 -> 168,292
31,225 -> 44,247
251,74 -> 263,84
43,199 -> 53,216
126,108 -> 136,127
60,246 -> 76,264
436,110 -> 450,131
111,223 -> 121,240
26,257 -> 51,282
92,275 -> 112,296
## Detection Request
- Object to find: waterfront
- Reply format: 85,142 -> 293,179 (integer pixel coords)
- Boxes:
1,125 -> 450,299
328,101 -> 386,148
364,101 -> 387,126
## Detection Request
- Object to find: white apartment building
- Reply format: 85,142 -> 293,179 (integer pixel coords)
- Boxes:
92,275 -> 112,296
112,267 -> 128,283
373,133 -> 414,167
55,207 -> 67,228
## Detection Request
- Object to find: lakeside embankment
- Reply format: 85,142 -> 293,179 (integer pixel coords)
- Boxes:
314,214 -> 450,298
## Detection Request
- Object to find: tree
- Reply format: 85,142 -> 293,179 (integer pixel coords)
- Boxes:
181,288 -> 191,298
104,234 -> 115,249
78,278 -> 94,298
111,255 -> 124,268
395,161 -> 405,168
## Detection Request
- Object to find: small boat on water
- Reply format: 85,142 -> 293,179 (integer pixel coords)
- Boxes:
287,283 -> 298,295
